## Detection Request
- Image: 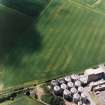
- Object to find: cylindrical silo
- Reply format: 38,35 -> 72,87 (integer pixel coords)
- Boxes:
51,80 -> 59,87
58,78 -> 65,85
82,103 -> 87,105
53,85 -> 61,96
61,83 -> 67,90
79,75 -> 88,86
67,82 -> 74,89
78,101 -> 83,105
71,74 -> 79,82
81,93 -> 88,103
60,83 -> 67,96
64,76 -> 71,83
78,86 -> 84,94
75,80 -> 81,88
73,93 -> 80,104
63,89 -> 72,102
70,87 -> 77,95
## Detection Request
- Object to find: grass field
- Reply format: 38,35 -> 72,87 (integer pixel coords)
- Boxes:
73,0 -> 105,12
36,0 -> 105,80
1,0 -> 105,92
1,0 -> 105,87
1,0 -> 105,105
0,96 -> 43,105
0,0 -> 48,17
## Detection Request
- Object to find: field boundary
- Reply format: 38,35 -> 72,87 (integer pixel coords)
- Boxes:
39,0 -> 53,18
0,4 -> 33,19
67,0 -> 105,17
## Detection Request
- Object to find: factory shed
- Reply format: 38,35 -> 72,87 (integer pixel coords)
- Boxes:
93,84 -> 105,92
84,67 -> 105,82
90,80 -> 105,91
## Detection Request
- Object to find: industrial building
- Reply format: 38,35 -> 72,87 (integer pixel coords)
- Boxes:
50,74 -> 89,105
84,64 -> 105,82
49,63 -> 105,105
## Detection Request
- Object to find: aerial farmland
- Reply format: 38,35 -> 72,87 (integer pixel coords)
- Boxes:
1,0 -> 105,105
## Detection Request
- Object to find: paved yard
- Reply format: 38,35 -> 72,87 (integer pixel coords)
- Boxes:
96,91 -> 105,105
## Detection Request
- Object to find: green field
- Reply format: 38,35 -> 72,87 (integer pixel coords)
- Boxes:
1,0 -> 105,105
1,96 -> 43,105
1,0 -> 105,87
36,0 -> 105,80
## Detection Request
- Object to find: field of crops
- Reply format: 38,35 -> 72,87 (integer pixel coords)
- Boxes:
1,0 -> 105,87
36,0 -> 105,80
1,0 -> 105,105
1,96 -> 43,105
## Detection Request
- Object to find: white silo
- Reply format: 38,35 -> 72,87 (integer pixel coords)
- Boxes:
64,76 -> 71,83
67,82 -> 74,89
78,101 -> 83,105
71,74 -> 79,81
73,93 -> 80,104
70,87 -> 77,95
63,89 -> 72,102
53,85 -> 61,96
51,80 -> 58,87
61,83 -> 67,90
81,93 -> 88,103
58,78 -> 65,85
82,103 -> 87,105
78,86 -> 84,94
75,80 -> 81,88
80,75 -> 88,86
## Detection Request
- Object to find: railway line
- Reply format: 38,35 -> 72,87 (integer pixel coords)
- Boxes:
0,76 -> 61,104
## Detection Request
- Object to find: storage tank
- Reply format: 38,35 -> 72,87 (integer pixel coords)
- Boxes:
71,74 -> 79,81
70,87 -> 77,94
58,78 -> 65,85
73,93 -> 80,104
81,93 -> 88,103
67,82 -> 74,89
78,101 -> 83,105
63,89 -> 72,102
64,76 -> 71,83
78,86 -> 84,94
61,83 -> 67,90
75,80 -> 81,88
54,85 -> 61,96
82,103 -> 87,105
79,75 -> 88,86
51,80 -> 59,87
